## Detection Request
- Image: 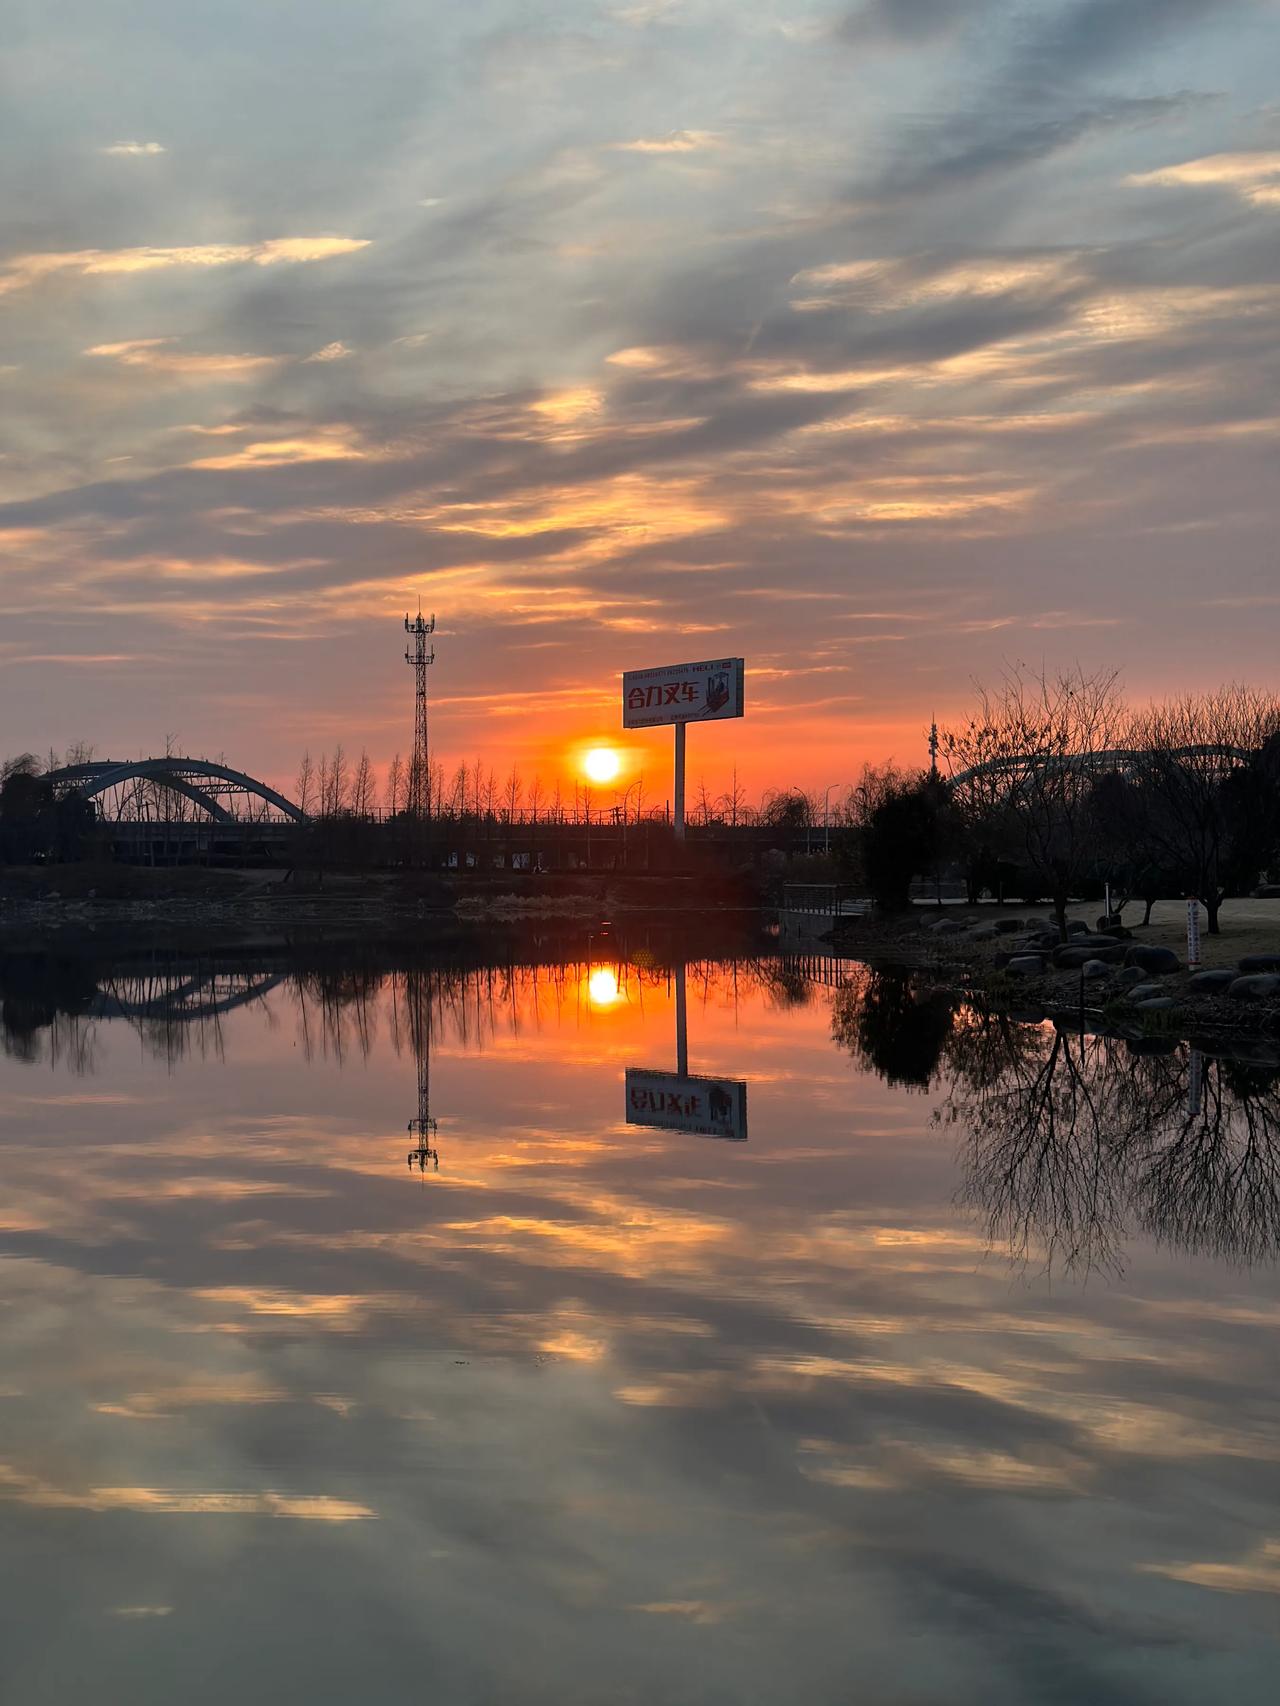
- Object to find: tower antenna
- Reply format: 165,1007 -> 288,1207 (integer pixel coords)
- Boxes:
404,605 -> 437,817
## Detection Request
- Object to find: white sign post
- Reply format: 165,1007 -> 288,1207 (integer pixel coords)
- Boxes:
1186,898 -> 1202,969
624,963 -> 748,1140
622,657 -> 744,841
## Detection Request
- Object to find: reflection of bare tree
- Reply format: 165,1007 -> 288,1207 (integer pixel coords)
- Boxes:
1136,1060 -> 1280,1263
943,1021 -> 1280,1272
945,1028 -> 1130,1273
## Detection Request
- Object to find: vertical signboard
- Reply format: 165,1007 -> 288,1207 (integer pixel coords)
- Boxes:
1187,898 -> 1202,969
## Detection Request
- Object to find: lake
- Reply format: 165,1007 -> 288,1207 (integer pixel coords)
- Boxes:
1,928 -> 1277,1703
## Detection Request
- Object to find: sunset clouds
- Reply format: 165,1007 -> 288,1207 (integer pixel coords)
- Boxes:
1,0 -> 1277,792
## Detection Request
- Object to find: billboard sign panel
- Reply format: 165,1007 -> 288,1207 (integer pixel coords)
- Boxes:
625,1068 -> 748,1141
622,657 -> 745,729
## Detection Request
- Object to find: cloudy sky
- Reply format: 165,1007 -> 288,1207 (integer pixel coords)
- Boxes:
2,0 -> 1278,802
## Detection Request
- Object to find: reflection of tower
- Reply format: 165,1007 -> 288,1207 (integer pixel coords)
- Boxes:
406,972 -> 439,1172
404,607 -> 436,817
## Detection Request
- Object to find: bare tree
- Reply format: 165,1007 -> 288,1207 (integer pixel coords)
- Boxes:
527,775 -> 545,823
502,765 -> 523,823
351,748 -> 375,817
448,763 -> 468,819
722,766 -> 746,828
296,751 -> 316,816
385,752 -> 404,815
1129,686 -> 1280,934
328,745 -> 350,817
943,666 -> 1129,940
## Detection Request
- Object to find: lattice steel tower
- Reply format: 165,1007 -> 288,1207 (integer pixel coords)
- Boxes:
404,607 -> 436,816
406,971 -> 439,1173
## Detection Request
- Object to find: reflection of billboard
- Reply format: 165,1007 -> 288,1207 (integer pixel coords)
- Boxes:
625,1069 -> 748,1141
622,658 -> 745,729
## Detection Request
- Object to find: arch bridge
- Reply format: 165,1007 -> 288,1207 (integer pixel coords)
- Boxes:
47,758 -> 308,824
946,743 -> 1252,789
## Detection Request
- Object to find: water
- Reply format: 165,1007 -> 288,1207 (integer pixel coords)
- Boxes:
2,933 -> 1278,1703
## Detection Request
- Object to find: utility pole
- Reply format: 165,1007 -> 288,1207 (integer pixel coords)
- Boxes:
404,607 -> 436,818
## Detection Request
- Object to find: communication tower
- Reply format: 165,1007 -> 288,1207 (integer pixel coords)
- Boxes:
406,971 -> 439,1173
404,607 -> 436,816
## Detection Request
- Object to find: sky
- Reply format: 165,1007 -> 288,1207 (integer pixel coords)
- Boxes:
2,0 -> 1278,806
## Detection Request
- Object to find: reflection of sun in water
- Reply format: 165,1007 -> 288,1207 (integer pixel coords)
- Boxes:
583,747 -> 621,784
587,967 -> 623,1008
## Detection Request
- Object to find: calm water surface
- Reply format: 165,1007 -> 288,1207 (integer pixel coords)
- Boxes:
1,937 -> 1278,1704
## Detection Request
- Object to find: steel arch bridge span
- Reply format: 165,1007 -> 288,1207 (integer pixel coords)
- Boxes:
46,758 -> 309,823
947,743 -> 1252,789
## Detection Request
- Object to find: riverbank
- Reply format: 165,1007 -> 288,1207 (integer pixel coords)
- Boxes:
829,897 -> 1280,1042
0,862 -> 765,941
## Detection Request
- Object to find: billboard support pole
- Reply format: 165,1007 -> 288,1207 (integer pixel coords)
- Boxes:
673,722 -> 686,842
675,963 -> 688,1077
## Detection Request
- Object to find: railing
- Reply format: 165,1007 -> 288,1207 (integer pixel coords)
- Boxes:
781,883 -> 869,917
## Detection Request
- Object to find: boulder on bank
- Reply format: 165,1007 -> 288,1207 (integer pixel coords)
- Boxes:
1067,920 -> 1090,937
1228,974 -> 1280,1001
1126,982 -> 1168,1002
1054,943 -> 1127,967
1251,884 -> 1280,899
929,917 -> 962,934
1082,959 -> 1113,979
1124,944 -> 1181,975
1135,996 -> 1178,1013
993,918 -> 1025,934
1188,969 -> 1236,992
1239,953 -> 1280,973
1115,966 -> 1145,987
1007,955 -> 1045,977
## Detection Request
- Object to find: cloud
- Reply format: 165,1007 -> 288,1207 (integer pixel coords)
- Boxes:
1014,0 -> 1237,86
837,0 -> 980,47
1128,150 -> 1280,207
0,237 -> 370,296
85,339 -> 280,378
303,341 -> 354,363
1142,1539 -> 1280,1595
101,140 -> 166,156
611,130 -> 719,154
186,429 -> 369,469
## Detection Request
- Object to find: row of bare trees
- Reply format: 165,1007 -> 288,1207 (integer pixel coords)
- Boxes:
843,668 -> 1280,935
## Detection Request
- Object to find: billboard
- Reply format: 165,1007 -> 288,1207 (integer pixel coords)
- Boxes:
625,1068 -> 748,1142
622,657 -> 745,729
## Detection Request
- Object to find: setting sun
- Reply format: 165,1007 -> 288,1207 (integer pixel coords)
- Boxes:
587,966 -> 623,1008
583,747 -> 621,784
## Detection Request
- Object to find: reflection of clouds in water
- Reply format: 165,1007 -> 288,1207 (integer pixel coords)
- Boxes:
0,953 -> 1278,1698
